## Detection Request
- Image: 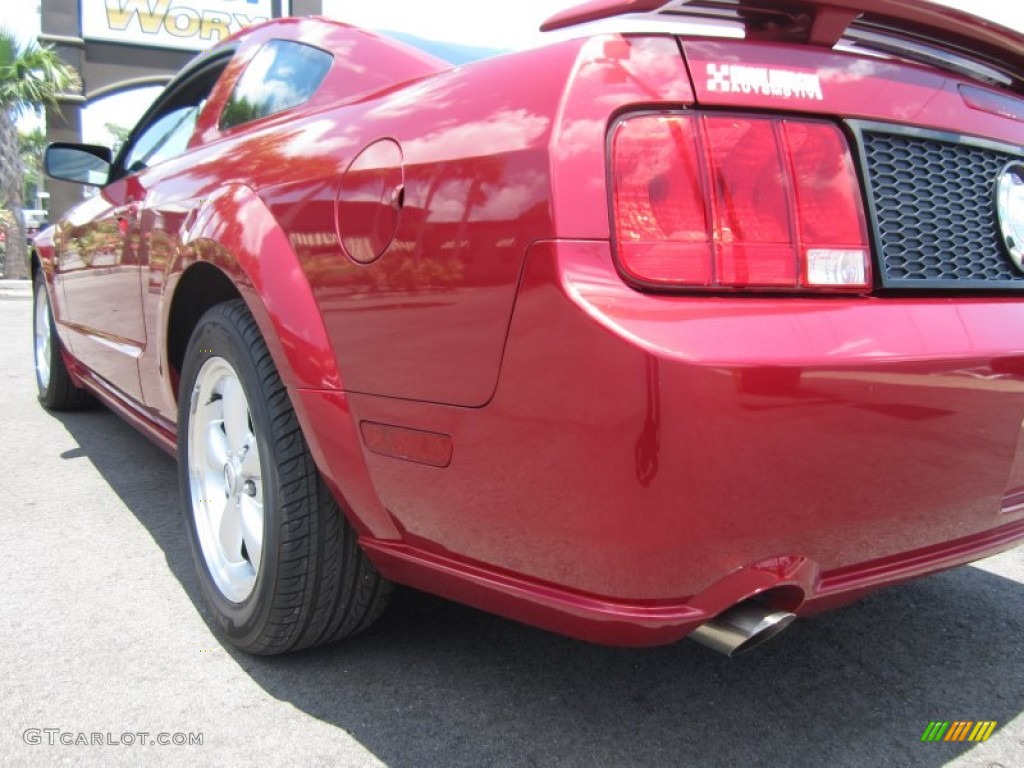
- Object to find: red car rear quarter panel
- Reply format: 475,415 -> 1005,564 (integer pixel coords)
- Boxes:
350,241 -> 1024,603
267,41 -> 584,407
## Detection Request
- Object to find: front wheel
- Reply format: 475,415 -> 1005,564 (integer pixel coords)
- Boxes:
33,273 -> 93,411
178,300 -> 391,654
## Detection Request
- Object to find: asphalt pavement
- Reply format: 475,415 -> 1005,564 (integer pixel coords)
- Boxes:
1,280 -> 1022,767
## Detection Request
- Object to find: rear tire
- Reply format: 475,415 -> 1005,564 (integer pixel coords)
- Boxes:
178,300 -> 391,654
33,273 -> 93,411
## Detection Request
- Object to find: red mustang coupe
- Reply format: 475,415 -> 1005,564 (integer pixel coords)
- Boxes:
33,0 -> 1024,656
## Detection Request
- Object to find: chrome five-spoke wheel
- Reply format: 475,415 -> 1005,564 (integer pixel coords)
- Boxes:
178,300 -> 391,654
32,272 -> 91,411
34,279 -> 52,391
187,356 -> 264,603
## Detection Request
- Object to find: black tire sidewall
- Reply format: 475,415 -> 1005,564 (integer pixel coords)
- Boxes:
177,305 -> 285,648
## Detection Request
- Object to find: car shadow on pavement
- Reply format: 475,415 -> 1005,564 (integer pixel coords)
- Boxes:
57,407 -> 1024,768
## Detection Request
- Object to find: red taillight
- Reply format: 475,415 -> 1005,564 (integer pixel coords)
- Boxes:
783,121 -> 871,288
612,115 -> 712,284
611,113 -> 870,292
706,117 -> 797,287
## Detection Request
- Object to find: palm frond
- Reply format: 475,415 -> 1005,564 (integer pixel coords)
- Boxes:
0,26 -> 80,115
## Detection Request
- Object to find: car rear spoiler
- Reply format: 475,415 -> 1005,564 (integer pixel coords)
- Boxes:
541,0 -> 1024,93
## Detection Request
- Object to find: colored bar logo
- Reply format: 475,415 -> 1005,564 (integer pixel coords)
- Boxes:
921,721 -> 998,742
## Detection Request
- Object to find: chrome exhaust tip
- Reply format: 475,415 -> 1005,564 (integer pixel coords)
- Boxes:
688,601 -> 796,656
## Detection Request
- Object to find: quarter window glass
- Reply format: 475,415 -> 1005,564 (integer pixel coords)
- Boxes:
220,40 -> 332,130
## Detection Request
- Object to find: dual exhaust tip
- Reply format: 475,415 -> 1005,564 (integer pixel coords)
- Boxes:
688,600 -> 797,656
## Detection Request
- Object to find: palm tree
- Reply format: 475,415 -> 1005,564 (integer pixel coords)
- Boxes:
0,28 -> 79,279
20,126 -> 47,209
104,122 -> 131,155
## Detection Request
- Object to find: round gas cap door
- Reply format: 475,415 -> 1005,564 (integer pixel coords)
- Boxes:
335,139 -> 404,264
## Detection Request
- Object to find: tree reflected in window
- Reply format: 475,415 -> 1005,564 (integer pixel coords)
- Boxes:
220,40 -> 333,130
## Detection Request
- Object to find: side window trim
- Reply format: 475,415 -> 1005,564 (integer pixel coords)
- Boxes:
109,49 -> 235,182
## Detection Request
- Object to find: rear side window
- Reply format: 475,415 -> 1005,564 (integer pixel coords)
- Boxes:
220,40 -> 332,130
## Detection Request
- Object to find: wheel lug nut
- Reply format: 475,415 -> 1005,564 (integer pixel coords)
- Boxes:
243,479 -> 257,497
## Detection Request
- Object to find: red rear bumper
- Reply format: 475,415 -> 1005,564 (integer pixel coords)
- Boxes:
296,239 -> 1024,645
358,516 -> 1024,646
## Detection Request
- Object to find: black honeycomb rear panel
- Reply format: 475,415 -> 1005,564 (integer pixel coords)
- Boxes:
857,126 -> 1024,289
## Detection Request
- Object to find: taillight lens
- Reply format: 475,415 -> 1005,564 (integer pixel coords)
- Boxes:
612,114 -> 712,284
611,113 -> 870,292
